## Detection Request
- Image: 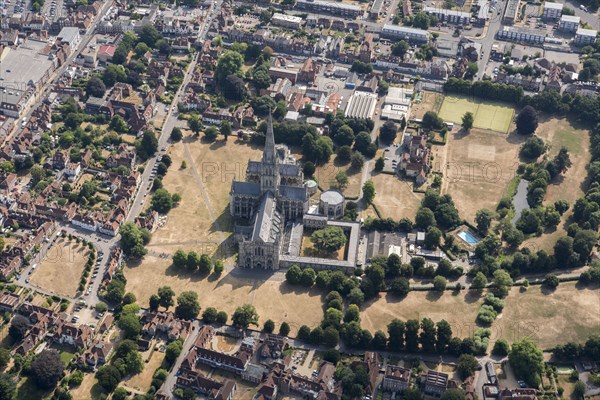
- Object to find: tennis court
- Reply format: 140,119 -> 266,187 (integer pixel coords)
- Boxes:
438,95 -> 514,133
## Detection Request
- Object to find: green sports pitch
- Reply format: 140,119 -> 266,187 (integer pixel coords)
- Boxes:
438,95 -> 515,133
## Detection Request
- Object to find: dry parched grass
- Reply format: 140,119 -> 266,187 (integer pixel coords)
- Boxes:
360,290 -> 483,338
442,128 -> 525,224
496,283 -> 600,349
30,238 -> 90,297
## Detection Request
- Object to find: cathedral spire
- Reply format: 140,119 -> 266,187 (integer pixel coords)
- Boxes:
262,110 -> 276,164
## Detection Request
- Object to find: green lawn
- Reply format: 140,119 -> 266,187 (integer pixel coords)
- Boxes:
60,350 -> 76,365
438,95 -> 515,133
552,129 -> 584,156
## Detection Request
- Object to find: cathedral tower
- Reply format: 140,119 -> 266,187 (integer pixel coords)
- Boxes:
260,112 -> 280,194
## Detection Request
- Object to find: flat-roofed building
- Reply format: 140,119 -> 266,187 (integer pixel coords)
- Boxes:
345,91 -> 377,120
496,26 -> 546,44
296,0 -> 363,18
558,15 -> 580,32
542,1 -> 563,19
271,13 -> 303,29
423,6 -> 471,24
57,27 -> 81,53
0,39 -> 57,118
502,0 -> 520,24
574,28 -> 597,46
381,24 -> 430,43
369,0 -> 385,19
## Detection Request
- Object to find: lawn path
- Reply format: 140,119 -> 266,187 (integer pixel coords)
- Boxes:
183,141 -> 228,245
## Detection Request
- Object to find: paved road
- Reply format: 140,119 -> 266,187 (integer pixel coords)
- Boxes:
160,319 -> 201,396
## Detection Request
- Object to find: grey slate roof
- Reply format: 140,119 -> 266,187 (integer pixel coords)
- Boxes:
279,163 -> 301,177
231,181 -> 261,196
279,185 -> 307,201
252,192 -> 282,243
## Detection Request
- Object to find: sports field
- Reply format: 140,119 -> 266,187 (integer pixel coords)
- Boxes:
438,96 -> 514,133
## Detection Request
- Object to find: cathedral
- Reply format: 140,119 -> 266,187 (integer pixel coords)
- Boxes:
230,114 -> 309,270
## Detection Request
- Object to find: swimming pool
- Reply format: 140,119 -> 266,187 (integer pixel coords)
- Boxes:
458,230 -> 480,246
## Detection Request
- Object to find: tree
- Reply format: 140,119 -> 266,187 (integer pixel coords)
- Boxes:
415,207 -> 436,230
543,273 -> 560,289
493,339 -> 510,356
380,121 -> 398,143
279,322 -> 291,336
188,115 -> 202,135
166,339 -> 183,365
351,152 -> 365,170
303,161 -> 315,177
509,338 -> 544,387
139,24 -> 161,47
457,354 -> 479,379
0,373 -> 16,400
471,272 -> 488,290
158,286 -> 175,309
573,381 -> 586,399
0,349 -> 10,370
202,307 -> 218,324
118,313 -> 142,339
516,106 -> 538,135
217,51 -> 244,83
220,120 -> 232,140
175,291 -> 201,320
298,325 -> 311,341
436,320 -> 453,352
520,136 -> 545,159
348,287 -> 365,306
433,276 -> 447,291
149,294 -> 160,311
137,129 -> 158,159
152,188 -> 175,214
334,172 -> 349,190
476,209 -> 494,234
492,269 -> 513,297
311,226 -> 347,253
171,127 -> 183,142
334,125 -> 355,146
198,254 -> 213,274
461,112 -> 474,131
232,304 -> 259,328
286,265 -> 302,285
388,319 -> 406,351
300,268 -> 316,287
422,111 -> 445,130
214,260 -> 224,275
96,365 -> 122,392
390,277 -> 410,297
375,157 -> 385,171
405,319 -> 420,352
440,389 -> 466,400
344,304 -> 361,323
113,387 -> 129,400
205,126 -> 219,142
9,314 -> 29,341
263,319 -> 275,333
363,180 -> 376,204
424,226 -> 442,249
109,115 -> 128,133
31,350 -> 64,389
216,311 -> 228,324
391,40 -> 409,57
86,76 -> 106,98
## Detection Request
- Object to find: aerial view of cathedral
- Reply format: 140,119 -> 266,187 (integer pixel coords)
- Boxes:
230,114 -> 360,271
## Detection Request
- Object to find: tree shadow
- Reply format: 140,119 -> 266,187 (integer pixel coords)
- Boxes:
209,139 -> 226,151
540,285 -> 558,295
464,289 -> 483,304
426,290 -> 443,302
